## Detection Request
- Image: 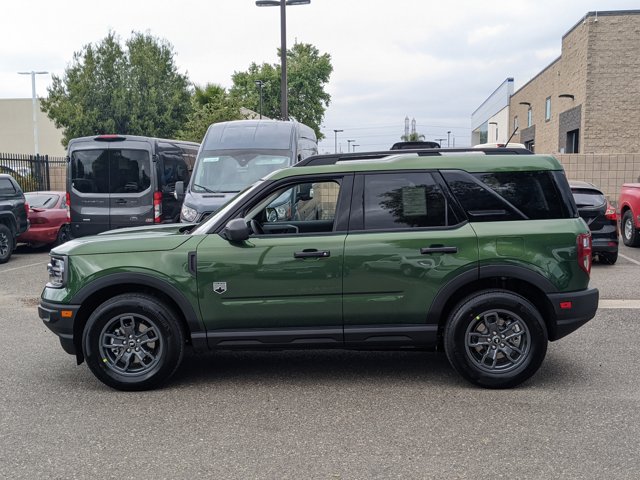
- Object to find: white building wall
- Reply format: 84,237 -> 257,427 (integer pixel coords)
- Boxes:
0,98 -> 65,156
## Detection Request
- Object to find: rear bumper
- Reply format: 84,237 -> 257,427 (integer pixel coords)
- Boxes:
38,300 -> 81,355
547,288 -> 599,341
18,225 -> 59,244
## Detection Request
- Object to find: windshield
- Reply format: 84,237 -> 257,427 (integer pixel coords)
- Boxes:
191,179 -> 266,235
190,149 -> 291,193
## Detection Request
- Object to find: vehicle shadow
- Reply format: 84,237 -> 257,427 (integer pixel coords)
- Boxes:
173,349 -> 459,388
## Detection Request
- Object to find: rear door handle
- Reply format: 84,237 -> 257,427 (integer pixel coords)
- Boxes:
294,249 -> 331,258
420,246 -> 458,254
115,199 -> 127,204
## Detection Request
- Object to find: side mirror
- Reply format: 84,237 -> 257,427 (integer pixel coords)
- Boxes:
296,183 -> 313,202
174,181 -> 185,200
223,218 -> 250,242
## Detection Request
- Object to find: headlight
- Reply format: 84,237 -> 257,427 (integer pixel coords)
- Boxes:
47,255 -> 67,288
276,205 -> 288,219
181,204 -> 198,223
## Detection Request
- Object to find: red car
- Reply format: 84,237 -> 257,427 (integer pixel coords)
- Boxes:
17,191 -> 70,247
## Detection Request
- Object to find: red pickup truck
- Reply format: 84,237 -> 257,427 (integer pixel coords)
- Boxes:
619,183 -> 640,247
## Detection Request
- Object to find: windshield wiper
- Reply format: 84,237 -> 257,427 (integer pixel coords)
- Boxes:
192,183 -> 216,193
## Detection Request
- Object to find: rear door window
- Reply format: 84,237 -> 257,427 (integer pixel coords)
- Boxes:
362,172 -> 458,230
71,149 -> 151,194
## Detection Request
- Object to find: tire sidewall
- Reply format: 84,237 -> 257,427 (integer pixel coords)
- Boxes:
0,224 -> 14,263
82,294 -> 183,390
623,211 -> 637,246
445,291 -> 548,389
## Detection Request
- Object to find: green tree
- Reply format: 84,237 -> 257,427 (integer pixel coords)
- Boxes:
41,32 -> 191,146
177,83 -> 243,142
400,132 -> 426,142
230,43 -> 332,139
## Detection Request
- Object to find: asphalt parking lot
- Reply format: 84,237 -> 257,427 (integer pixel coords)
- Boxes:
1,244 -> 640,479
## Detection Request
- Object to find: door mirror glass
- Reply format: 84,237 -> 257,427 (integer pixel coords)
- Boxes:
174,181 -> 185,200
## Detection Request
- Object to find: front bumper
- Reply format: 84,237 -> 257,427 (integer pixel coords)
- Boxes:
39,300 -> 81,355
547,287 -> 599,341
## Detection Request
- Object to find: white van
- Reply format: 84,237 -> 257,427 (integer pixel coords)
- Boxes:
177,120 -> 317,223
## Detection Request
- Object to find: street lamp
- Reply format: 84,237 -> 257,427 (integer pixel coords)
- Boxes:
435,138 -> 447,147
333,129 -> 343,153
256,0 -> 310,121
347,139 -> 355,152
447,131 -> 451,148
352,144 -> 360,152
18,70 -> 48,155
255,80 -> 264,119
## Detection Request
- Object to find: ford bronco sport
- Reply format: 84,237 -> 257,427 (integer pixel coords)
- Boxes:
39,153 -> 599,390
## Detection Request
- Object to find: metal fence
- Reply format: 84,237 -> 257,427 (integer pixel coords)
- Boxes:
0,153 -> 67,192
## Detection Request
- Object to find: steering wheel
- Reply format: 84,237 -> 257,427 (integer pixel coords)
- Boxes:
249,219 -> 264,235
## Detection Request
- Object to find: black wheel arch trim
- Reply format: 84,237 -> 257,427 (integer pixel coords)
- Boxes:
69,273 -> 206,346
426,264 -> 559,326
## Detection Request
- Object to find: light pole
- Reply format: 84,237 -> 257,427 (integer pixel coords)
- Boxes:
256,0 -> 310,121
435,138 -> 447,147
255,80 -> 264,119
347,139 -> 355,152
352,144 -> 360,152
447,131 -> 451,148
333,129 -> 343,153
18,70 -> 48,155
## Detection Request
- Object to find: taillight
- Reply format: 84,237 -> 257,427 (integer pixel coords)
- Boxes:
154,191 -> 162,223
605,203 -> 617,221
65,192 -> 71,223
577,233 -> 592,275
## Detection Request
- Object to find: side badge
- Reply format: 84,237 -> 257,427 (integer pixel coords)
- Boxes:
213,282 -> 227,295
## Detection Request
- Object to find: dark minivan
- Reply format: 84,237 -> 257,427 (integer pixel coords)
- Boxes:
68,135 -> 199,237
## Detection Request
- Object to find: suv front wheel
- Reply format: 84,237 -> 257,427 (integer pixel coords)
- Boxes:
444,290 -> 548,388
82,293 -> 185,391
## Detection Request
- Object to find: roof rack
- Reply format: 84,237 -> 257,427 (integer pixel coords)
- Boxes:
297,147 -> 533,167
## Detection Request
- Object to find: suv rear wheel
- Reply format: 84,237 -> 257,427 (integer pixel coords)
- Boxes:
0,223 -> 15,264
82,293 -> 184,391
444,290 -> 548,388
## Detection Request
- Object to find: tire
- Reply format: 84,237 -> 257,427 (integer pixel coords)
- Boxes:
0,223 -> 15,264
444,290 -> 548,389
55,224 -> 71,246
82,293 -> 185,391
622,210 -> 640,247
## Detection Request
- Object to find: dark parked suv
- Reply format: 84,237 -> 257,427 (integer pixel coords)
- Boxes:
40,153 -> 598,390
0,174 -> 29,263
570,181 -> 619,264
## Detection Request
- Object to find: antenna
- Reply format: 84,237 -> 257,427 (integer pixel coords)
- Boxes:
505,126 -> 519,147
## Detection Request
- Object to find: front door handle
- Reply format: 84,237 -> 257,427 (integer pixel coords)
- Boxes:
294,249 -> 331,259
420,246 -> 458,254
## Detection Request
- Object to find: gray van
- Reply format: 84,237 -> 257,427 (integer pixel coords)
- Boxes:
68,135 -> 199,237
177,120 -> 317,223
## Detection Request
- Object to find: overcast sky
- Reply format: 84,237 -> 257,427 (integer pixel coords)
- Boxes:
1,0 -> 637,152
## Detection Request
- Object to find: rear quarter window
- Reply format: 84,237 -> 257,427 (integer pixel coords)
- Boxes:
443,170 -> 571,221
0,178 -> 17,195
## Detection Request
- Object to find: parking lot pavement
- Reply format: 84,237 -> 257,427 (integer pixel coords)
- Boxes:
1,246 -> 640,478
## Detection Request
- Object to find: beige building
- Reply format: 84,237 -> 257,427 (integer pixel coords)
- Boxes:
509,10 -> 640,154
0,98 -> 66,156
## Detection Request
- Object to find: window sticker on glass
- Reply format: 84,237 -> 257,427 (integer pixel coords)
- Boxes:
402,186 -> 427,216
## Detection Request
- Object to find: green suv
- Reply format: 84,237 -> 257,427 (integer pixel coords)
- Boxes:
39,153 -> 598,390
